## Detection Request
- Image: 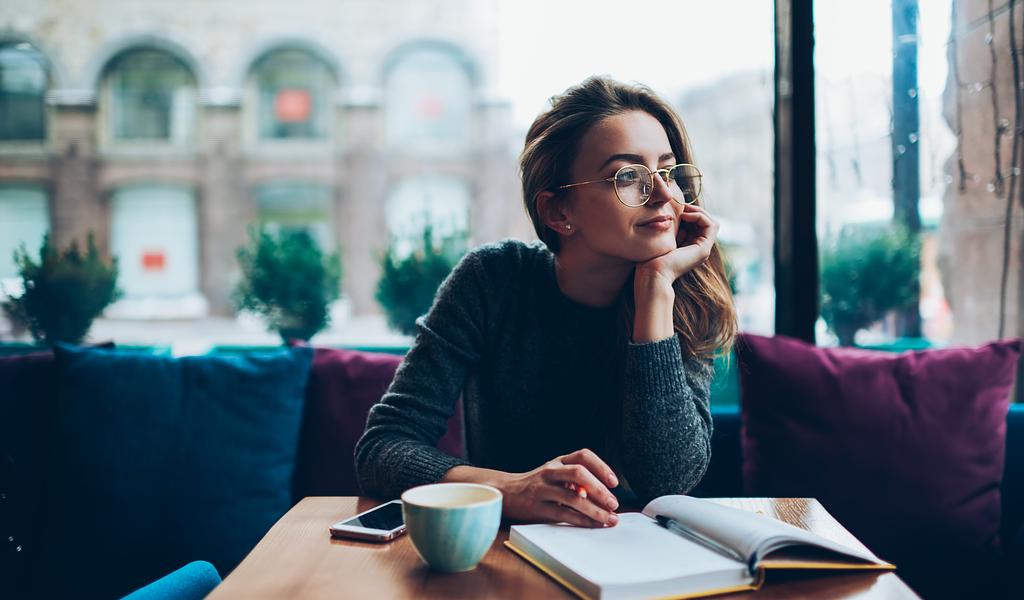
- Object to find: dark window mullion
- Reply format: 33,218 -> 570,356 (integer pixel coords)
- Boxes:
774,0 -> 818,343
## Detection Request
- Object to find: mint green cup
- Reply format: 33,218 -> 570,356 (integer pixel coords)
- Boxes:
401,483 -> 502,572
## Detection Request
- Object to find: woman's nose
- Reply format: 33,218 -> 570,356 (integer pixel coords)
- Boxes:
645,174 -> 673,206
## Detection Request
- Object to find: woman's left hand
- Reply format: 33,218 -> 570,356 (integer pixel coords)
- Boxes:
635,204 -> 719,291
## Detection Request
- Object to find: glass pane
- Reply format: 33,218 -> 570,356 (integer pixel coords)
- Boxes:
0,43 -> 47,141
0,186 -> 48,280
0,1 -> 776,353
680,72 -> 775,335
254,50 -> 332,139
815,1 -> 965,347
255,181 -> 333,248
500,0 -> 776,337
110,185 -> 200,298
386,177 -> 470,259
385,48 -> 472,151
107,49 -> 196,143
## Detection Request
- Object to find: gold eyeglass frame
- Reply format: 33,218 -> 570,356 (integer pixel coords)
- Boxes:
557,163 -> 703,207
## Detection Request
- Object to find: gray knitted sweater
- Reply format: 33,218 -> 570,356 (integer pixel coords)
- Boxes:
354,239 -> 714,504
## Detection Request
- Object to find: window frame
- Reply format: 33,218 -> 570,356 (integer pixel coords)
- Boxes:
243,47 -> 337,153
97,47 -> 200,155
0,41 -> 51,151
774,0 -> 819,343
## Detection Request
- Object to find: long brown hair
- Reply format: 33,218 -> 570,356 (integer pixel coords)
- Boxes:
520,76 -> 737,360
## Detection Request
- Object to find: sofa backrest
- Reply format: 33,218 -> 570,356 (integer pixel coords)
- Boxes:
690,404 -> 1024,549
292,347 -> 463,501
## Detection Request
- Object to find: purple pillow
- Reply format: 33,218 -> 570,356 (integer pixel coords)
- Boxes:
737,333 -> 1021,565
292,347 -> 464,499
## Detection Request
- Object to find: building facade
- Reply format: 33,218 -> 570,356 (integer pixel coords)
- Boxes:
941,0 -> 1023,344
0,0 -> 532,319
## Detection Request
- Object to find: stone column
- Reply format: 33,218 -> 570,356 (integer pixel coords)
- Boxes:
474,99 -> 533,244
50,105 -> 106,255
339,95 -> 386,316
198,105 -> 246,316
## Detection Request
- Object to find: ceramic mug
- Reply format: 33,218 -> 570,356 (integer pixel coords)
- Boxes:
400,482 -> 503,572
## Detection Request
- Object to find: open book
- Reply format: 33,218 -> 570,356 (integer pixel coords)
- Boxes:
505,496 -> 895,600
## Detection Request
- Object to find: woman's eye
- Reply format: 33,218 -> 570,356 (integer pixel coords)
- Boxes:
616,169 -> 640,184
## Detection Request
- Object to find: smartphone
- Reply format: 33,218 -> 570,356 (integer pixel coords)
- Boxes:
329,500 -> 406,542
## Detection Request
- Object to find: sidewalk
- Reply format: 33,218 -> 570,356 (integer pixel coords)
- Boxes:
85,313 -> 413,356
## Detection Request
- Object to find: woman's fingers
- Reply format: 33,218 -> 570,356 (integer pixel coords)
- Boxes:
561,448 -> 618,489
537,500 -> 614,528
679,209 -> 717,237
542,483 -> 618,526
543,463 -> 618,512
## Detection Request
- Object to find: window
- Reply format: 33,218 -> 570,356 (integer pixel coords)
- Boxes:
385,47 -> 472,152
681,73 -> 775,334
0,42 -> 48,141
110,185 -> 200,301
814,1 -> 959,347
250,49 -> 334,140
0,185 -> 48,280
103,49 -> 197,144
255,181 -> 334,249
386,176 -> 470,259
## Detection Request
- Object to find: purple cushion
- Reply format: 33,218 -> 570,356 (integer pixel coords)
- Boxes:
737,333 -> 1021,565
292,347 -> 464,499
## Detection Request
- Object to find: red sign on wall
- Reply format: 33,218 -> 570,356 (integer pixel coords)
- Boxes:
417,95 -> 444,119
141,250 -> 166,272
275,89 -> 312,123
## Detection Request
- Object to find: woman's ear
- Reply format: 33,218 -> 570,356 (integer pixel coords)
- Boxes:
536,191 -> 575,236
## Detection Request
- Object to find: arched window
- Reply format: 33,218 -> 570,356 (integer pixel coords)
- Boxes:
386,176 -> 470,259
110,184 -> 199,300
0,186 -> 48,280
102,49 -> 197,144
0,42 -> 48,141
385,47 -> 472,152
254,181 -> 334,249
249,49 -> 334,140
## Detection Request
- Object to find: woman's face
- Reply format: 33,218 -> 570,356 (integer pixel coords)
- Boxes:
562,110 -> 685,263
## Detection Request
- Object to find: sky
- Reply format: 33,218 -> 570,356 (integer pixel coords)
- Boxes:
496,0 -> 952,130
496,0 -> 775,128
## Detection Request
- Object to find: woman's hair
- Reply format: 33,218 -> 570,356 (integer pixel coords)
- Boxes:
519,76 -> 737,359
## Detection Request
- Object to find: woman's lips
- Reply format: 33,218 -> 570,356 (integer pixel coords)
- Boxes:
636,216 -> 673,231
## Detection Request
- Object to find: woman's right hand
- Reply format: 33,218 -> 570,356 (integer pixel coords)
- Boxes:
443,448 -> 620,528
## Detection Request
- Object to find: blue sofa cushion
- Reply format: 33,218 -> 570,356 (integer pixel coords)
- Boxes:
0,351 -> 56,600
121,561 -> 222,600
1004,405 -> 1024,549
34,345 -> 313,599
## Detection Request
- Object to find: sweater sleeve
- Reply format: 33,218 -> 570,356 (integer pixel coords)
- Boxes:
354,249 -> 494,499
620,334 -> 714,503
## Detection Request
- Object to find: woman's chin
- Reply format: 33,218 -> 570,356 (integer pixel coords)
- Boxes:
629,238 -> 678,262
634,234 -> 675,258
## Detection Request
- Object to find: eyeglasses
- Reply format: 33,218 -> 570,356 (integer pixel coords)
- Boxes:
558,163 -> 702,207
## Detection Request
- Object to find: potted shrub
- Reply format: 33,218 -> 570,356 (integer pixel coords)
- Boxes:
234,226 -> 342,342
820,224 -> 920,346
1,233 -> 121,345
376,225 -> 467,336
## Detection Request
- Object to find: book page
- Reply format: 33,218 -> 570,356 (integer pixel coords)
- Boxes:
642,496 -> 887,567
510,512 -> 748,588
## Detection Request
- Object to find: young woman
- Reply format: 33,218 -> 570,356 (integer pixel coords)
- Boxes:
356,76 -> 736,528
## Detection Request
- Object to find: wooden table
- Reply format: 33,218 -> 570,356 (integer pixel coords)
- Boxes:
208,497 -> 920,599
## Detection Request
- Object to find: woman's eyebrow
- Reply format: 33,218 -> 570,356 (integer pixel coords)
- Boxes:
599,153 -> 644,170
598,152 -> 676,170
